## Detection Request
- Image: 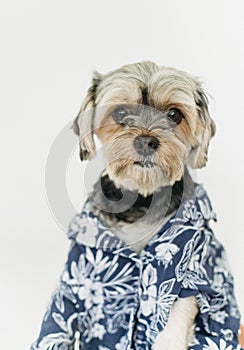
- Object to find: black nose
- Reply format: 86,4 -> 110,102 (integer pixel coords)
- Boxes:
133,135 -> 159,156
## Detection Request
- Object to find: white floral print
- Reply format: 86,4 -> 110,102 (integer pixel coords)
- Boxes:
31,185 -> 242,350
38,314 -> 77,350
89,322 -> 106,340
141,264 -> 157,316
69,215 -> 99,247
211,310 -> 229,324
203,337 -> 235,350
155,242 -> 179,267
115,335 -> 130,350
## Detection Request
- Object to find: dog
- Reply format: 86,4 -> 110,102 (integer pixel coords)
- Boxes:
31,61 -> 241,350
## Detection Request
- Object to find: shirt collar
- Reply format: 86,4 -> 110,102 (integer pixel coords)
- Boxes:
67,184 -> 216,259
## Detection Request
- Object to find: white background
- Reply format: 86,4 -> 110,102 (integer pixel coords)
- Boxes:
0,1 -> 244,349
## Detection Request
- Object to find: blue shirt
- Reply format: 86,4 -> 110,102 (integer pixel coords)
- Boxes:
31,185 -> 242,350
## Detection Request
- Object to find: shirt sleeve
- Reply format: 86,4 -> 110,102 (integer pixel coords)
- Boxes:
179,227 -> 242,350
30,243 -> 81,350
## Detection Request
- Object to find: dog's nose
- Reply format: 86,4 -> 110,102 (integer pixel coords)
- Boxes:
133,135 -> 159,156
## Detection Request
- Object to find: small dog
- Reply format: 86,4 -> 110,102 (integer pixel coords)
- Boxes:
31,62 -> 241,350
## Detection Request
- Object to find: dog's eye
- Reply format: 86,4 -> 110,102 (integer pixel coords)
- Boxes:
167,108 -> 184,125
112,106 -> 129,123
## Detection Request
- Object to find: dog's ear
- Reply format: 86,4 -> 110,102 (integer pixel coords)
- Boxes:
188,86 -> 216,169
73,72 -> 101,161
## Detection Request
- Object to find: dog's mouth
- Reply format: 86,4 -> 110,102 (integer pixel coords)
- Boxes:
134,159 -> 156,168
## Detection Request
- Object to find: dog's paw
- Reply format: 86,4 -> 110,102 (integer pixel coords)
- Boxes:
152,332 -> 188,350
152,341 -> 187,350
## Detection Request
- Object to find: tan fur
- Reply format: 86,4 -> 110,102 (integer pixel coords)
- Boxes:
74,61 -> 215,195
98,124 -> 186,196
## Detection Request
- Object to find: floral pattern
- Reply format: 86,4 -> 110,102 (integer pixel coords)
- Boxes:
155,242 -> 179,267
31,185 -> 242,350
202,337 -> 241,350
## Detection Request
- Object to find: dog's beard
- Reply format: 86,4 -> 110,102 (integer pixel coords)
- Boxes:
102,132 -> 187,196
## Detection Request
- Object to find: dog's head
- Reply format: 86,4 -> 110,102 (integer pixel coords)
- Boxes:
73,61 -> 215,196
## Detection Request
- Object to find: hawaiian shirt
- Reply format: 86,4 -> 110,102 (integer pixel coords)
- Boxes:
31,185 -> 242,350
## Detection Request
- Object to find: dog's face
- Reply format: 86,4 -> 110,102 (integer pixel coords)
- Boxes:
73,61 -> 215,196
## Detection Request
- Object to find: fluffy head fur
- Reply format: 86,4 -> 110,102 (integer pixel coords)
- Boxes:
73,61 -> 215,196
